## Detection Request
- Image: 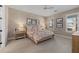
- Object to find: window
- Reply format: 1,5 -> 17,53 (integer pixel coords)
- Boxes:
49,19 -> 53,28
66,15 -> 77,32
26,18 -> 37,25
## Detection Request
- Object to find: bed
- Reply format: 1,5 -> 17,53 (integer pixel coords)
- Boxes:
26,25 -> 54,44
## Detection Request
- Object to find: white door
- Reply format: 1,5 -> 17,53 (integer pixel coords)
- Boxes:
1,6 -> 8,47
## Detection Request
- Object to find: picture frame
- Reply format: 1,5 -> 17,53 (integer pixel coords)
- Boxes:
26,18 -> 37,25
49,19 -> 53,28
56,18 -> 63,28
26,18 -> 32,25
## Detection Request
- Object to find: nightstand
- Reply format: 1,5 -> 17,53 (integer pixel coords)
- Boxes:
15,28 -> 27,40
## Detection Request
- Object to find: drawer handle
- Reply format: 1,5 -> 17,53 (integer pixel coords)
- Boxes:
0,30 -> 2,32
0,17 -> 2,19
0,5 -> 2,7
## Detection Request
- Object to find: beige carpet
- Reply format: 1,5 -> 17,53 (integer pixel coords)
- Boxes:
0,34 -> 72,53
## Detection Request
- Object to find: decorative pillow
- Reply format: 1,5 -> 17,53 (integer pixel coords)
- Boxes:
31,25 -> 38,32
38,26 -> 45,31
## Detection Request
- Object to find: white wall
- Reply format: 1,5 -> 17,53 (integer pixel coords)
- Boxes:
8,7 -> 45,39
47,7 -> 79,36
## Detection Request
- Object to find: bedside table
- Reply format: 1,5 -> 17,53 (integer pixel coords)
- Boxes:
15,31 -> 27,40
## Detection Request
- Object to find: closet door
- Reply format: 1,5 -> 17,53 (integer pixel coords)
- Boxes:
0,5 -> 8,47
0,5 -> 2,30
0,5 -> 2,44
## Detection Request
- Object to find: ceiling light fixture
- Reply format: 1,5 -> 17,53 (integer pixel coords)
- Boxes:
54,10 -> 57,12
43,5 -> 54,10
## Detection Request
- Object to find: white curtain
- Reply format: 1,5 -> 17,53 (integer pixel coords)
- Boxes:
77,15 -> 79,31
72,17 -> 77,32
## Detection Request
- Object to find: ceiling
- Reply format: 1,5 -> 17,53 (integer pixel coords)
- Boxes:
8,5 -> 79,16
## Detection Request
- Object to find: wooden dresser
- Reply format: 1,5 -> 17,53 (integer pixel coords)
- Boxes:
72,31 -> 79,53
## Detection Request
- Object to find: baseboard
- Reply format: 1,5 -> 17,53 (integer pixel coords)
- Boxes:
8,37 -> 15,40
55,34 -> 72,39
8,34 -> 72,41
